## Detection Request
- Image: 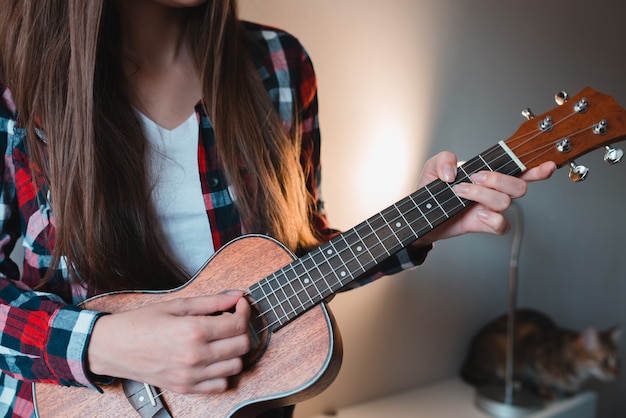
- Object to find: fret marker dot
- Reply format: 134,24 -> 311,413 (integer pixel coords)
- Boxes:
304,278 -> 310,284
426,203 -> 433,209
356,246 -> 362,251
340,271 -> 346,277
396,222 -> 402,228
327,249 -> 333,255
139,396 -> 145,402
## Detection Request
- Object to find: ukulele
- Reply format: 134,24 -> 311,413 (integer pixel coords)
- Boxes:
33,87 -> 626,417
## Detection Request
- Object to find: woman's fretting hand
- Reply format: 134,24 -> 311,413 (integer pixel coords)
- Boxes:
412,150 -> 556,245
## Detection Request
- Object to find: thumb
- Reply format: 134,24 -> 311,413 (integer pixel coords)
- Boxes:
418,151 -> 458,188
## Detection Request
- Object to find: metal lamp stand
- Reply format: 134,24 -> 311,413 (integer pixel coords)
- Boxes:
474,203 -> 543,417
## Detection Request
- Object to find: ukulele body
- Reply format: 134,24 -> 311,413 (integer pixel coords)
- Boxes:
34,235 -> 343,418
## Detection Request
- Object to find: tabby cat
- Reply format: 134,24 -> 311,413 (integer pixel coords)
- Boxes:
460,309 -> 621,400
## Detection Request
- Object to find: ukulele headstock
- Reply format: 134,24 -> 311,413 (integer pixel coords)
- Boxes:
504,87 -> 626,181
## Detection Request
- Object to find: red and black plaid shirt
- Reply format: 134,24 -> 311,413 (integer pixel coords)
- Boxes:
0,22 -> 428,417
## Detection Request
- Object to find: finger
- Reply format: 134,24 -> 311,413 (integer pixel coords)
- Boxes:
452,181 -> 512,212
169,373 -> 231,395
234,296 -> 251,319
470,171 -> 527,199
519,161 -> 557,182
201,356 -> 244,381
166,292 -> 245,317
188,377 -> 230,394
196,299 -> 251,342
475,208 -> 511,235
418,151 -> 458,187
179,356 -> 245,394
434,151 -> 458,183
200,333 -> 251,364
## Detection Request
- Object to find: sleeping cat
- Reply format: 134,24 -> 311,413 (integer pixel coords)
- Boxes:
460,309 -> 621,400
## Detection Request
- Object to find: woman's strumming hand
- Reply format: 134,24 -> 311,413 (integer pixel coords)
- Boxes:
87,291 -> 251,394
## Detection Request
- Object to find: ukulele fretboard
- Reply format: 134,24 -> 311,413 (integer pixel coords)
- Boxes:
249,142 -> 523,332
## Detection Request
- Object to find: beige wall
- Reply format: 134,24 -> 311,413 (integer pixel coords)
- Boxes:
240,1 -> 626,417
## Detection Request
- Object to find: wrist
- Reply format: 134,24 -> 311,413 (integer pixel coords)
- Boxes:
86,314 -> 117,379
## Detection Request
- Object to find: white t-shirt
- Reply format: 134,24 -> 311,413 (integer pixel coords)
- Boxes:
137,111 -> 214,275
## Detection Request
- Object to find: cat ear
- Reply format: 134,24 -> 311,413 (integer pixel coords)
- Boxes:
579,328 -> 600,351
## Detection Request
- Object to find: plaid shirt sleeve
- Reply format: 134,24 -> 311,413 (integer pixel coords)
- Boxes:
0,279 -> 105,388
246,23 -> 432,288
0,87 -> 106,417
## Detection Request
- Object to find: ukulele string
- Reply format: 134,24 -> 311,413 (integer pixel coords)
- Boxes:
248,112 -> 595,333
244,151 -> 522,333
511,124 -> 594,167
130,384 -> 165,406
504,107 -> 594,165
246,142 -> 546,333
161,117 -> 556,398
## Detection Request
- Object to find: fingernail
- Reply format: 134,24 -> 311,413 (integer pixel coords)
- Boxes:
471,172 -> 488,184
453,183 -> 470,194
477,209 -> 491,220
225,290 -> 243,296
443,165 -> 456,183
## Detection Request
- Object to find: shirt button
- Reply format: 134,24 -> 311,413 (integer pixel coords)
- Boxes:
208,177 -> 219,188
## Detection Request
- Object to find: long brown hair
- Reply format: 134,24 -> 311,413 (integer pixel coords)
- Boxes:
0,0 -> 322,292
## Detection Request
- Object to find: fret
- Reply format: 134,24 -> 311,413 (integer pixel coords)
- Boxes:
378,205 -> 413,250
408,193 -> 433,230
457,165 -> 472,183
253,279 -> 286,327
391,202 -> 418,241
363,214 -> 395,258
300,253 -> 334,298
345,227 -> 377,272
426,180 -> 456,219
271,272 -> 299,320
396,195 -> 431,241
477,153 -> 493,171
424,183 -> 448,219
289,259 -> 322,303
324,240 -> 352,288
482,147 -> 505,171
283,263 -> 315,308
306,249 -> 341,296
462,154 -> 490,175
257,277 -> 284,322
327,234 -> 362,281
412,186 -> 446,227
356,219 -> 386,261
278,268 -> 309,316
316,245 -> 348,290
273,271 -> 302,318
446,182 -> 467,208
431,180 -> 467,215
493,151 -> 523,176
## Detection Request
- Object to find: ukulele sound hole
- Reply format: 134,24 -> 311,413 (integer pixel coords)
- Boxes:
241,298 -> 270,370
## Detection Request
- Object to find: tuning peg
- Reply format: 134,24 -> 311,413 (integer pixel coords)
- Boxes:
593,119 -> 608,135
574,98 -> 588,113
569,161 -> 589,182
539,116 -> 553,132
521,108 -> 535,120
555,91 -> 569,105
556,138 -> 572,153
604,145 -> 624,165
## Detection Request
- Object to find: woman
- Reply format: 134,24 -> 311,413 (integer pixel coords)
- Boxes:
0,0 -> 555,417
